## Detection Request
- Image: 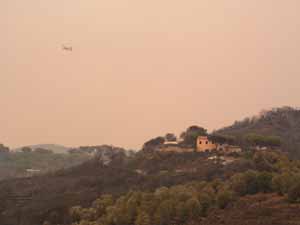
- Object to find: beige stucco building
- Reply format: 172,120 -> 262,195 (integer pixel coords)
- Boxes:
196,136 -> 242,153
196,136 -> 217,152
158,136 -> 242,154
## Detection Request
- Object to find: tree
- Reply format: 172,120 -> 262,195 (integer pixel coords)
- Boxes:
230,171 -> 259,196
69,206 -> 96,222
272,173 -> 297,195
198,189 -> 214,216
181,126 -> 208,147
154,200 -> 176,225
253,151 -> 276,171
288,181 -> 300,203
135,211 -> 151,225
165,133 -> 177,142
48,211 -> 60,224
68,148 -> 79,154
265,136 -> 281,148
154,187 -> 170,201
139,193 -> 157,216
216,189 -> 235,209
70,206 -> 84,222
245,134 -> 281,148
92,194 -> 114,216
34,148 -> 53,154
185,198 -> 202,219
143,137 -> 165,150
209,134 -> 236,145
0,144 -> 9,153
21,146 -> 32,153
256,172 -> 273,193
79,208 -> 97,221
111,196 -> 132,225
174,201 -> 189,224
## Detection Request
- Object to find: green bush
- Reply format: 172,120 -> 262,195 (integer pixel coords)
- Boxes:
135,211 -> 151,225
288,181 -> 300,203
230,171 -> 274,196
216,189 -> 235,209
230,171 -> 258,196
185,198 -> 202,219
272,173 -> 294,195
256,172 -> 273,193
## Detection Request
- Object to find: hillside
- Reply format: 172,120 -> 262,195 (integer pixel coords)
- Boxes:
217,107 -> 300,157
1,148 -> 299,225
0,145 -> 134,181
13,144 -> 70,154
0,151 -> 92,180
196,193 -> 300,225
0,150 -> 255,225
34,150 -> 300,225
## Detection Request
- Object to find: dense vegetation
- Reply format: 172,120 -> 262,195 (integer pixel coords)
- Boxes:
180,126 -> 208,147
0,144 -> 132,181
217,107 -> 300,157
1,147 -> 298,225
0,150 -> 245,225
0,146 -> 92,180
44,150 -> 300,225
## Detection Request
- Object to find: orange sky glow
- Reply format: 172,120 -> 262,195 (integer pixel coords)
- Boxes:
1,1 -> 300,149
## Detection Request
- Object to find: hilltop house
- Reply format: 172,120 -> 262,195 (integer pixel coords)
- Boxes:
196,136 -> 241,153
159,135 -> 242,153
196,136 -> 216,152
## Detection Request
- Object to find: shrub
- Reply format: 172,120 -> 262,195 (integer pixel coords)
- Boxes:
135,211 -> 151,225
288,181 -> 300,203
198,189 -> 215,216
185,198 -> 202,219
230,171 -> 258,196
216,189 -> 235,209
92,194 -> 114,216
256,172 -> 273,193
272,173 -> 293,195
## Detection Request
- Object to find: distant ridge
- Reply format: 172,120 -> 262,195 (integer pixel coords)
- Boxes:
13,144 -> 70,154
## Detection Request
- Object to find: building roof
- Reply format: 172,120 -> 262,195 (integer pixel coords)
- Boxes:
197,136 -> 209,140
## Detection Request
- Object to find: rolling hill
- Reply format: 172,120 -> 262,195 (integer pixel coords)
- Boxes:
13,144 -> 70,154
0,150 -> 256,225
217,107 -> 300,157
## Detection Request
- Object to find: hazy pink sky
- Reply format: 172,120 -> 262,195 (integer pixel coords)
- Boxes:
1,1 -> 300,149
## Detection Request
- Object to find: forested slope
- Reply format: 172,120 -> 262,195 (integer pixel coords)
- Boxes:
217,107 -> 300,157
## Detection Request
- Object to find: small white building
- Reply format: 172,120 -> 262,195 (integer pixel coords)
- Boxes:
163,141 -> 179,145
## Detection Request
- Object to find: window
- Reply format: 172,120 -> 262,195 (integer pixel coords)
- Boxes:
199,141 -> 202,144
206,141 -> 208,144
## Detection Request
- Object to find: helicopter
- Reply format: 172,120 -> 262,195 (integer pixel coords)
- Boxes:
62,45 -> 73,51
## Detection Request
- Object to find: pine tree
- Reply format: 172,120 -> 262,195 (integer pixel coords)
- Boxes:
135,211 -> 151,225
